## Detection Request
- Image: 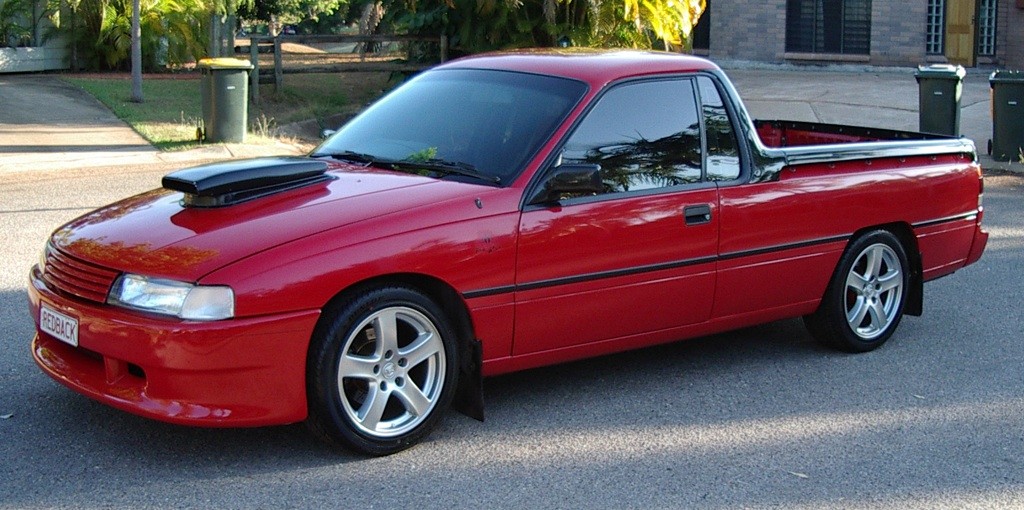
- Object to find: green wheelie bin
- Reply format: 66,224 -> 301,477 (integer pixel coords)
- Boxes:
914,64 -> 966,137
198,58 -> 253,143
989,70 -> 1024,162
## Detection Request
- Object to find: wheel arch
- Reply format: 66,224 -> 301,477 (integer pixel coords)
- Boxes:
850,222 -> 923,317
805,222 -> 920,352
311,272 -> 485,422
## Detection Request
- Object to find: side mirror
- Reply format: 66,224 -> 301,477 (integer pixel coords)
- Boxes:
321,129 -> 337,140
527,164 -> 603,206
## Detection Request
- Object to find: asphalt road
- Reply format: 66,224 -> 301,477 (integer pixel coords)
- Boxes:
1,165 -> 1022,509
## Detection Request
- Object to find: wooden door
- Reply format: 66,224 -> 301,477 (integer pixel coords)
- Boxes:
946,0 -> 976,66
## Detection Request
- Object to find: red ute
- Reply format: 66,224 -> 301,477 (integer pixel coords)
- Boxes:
28,51 -> 988,455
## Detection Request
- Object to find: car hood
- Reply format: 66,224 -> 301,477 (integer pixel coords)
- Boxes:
51,165 -> 484,281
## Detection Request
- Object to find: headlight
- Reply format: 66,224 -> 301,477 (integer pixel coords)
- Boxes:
108,274 -> 234,321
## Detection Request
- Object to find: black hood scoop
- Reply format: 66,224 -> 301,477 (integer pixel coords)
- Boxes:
162,157 -> 332,207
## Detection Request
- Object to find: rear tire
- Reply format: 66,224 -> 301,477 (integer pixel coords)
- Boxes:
804,230 -> 909,353
306,286 -> 459,455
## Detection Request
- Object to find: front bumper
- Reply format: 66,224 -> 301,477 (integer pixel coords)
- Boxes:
28,266 -> 321,427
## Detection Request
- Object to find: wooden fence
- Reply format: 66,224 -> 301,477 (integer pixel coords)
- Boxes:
247,34 -> 448,105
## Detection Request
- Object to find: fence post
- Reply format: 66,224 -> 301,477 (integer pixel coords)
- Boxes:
440,35 -> 447,62
249,39 -> 260,107
274,36 -> 283,91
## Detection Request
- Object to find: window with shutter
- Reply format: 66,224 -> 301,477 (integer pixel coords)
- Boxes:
785,0 -> 871,55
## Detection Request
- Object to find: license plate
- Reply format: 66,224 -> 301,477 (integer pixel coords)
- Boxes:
40,305 -> 79,347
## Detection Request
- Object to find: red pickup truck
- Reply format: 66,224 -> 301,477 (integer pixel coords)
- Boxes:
28,51 -> 988,455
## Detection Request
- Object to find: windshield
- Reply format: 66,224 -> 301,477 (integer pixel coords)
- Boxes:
313,68 -> 588,185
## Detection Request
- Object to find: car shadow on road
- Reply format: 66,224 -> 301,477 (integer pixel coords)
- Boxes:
479,318 -> 838,431
2,285 -> 836,479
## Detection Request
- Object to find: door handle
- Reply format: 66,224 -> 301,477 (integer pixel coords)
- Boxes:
684,204 -> 712,225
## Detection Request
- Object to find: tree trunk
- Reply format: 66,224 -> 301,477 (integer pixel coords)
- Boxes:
65,0 -> 78,70
226,15 -> 236,55
209,14 -> 221,57
130,0 -> 142,102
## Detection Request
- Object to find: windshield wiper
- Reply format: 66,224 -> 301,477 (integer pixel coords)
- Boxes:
387,159 -> 501,185
316,152 -> 500,185
314,151 -> 501,185
312,150 -> 378,166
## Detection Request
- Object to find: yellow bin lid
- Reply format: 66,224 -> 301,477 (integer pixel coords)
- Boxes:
197,58 -> 254,70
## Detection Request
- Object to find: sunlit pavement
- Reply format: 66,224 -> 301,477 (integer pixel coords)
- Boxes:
0,75 -> 307,175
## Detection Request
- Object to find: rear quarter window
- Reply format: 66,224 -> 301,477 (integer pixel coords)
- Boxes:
697,76 -> 741,181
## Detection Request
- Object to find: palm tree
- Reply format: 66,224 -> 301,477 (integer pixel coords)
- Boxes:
622,0 -> 704,50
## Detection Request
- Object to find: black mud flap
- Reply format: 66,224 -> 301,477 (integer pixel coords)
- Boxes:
452,338 -> 484,421
905,267 -> 924,317
902,248 -> 924,317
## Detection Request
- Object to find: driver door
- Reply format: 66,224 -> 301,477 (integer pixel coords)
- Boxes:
513,77 -> 720,356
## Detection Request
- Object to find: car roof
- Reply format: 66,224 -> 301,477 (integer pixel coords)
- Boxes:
436,49 -> 722,87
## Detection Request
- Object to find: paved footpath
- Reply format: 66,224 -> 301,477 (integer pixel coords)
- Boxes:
0,75 -> 306,175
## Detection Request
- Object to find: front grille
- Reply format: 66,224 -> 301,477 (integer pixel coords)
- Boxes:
42,245 -> 120,303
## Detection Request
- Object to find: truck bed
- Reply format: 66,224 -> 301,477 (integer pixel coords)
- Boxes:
755,120 -> 948,148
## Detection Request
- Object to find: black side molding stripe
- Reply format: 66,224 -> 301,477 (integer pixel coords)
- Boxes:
461,257 -> 716,299
461,213 -> 978,300
718,234 -> 850,262
912,211 -> 979,229
516,256 -> 718,293
462,285 -> 516,299
462,235 -> 843,299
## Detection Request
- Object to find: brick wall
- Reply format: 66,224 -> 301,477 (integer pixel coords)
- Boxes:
703,0 -> 1022,68
705,0 -> 928,66
1003,1 -> 1024,69
708,0 -> 788,62
869,0 -> 929,66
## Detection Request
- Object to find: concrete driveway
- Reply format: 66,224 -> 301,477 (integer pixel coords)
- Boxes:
724,67 -> 1002,168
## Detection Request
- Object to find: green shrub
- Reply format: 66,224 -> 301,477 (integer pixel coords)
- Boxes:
0,0 -> 33,47
49,0 -> 208,70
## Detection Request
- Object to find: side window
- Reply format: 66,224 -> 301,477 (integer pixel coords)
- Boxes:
561,79 -> 702,194
697,76 -> 741,181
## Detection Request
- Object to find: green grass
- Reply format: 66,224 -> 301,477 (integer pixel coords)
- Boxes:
250,72 -> 394,133
64,73 -> 390,151
256,77 -> 350,125
65,77 -> 205,150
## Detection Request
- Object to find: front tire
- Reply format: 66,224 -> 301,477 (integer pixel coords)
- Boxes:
805,230 -> 910,352
307,286 -> 459,455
